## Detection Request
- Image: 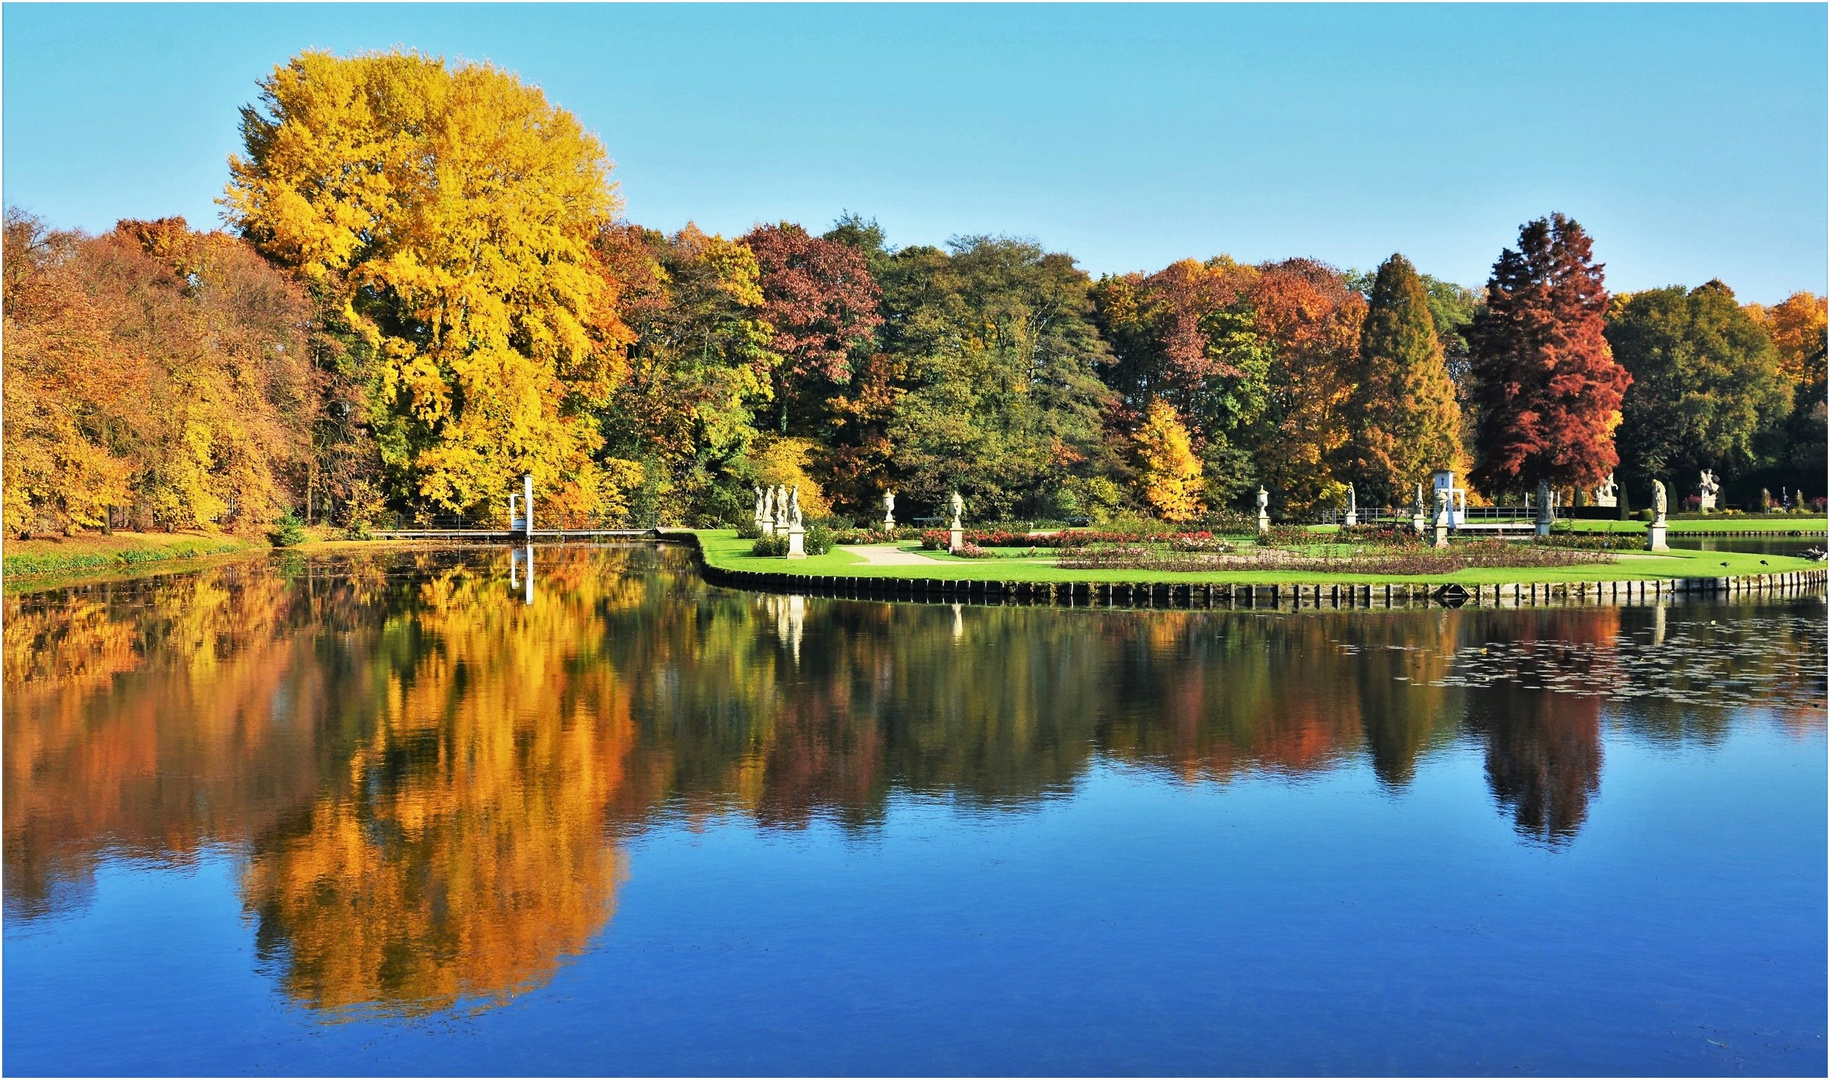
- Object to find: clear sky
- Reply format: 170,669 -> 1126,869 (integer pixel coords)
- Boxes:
4,3 -> 1824,301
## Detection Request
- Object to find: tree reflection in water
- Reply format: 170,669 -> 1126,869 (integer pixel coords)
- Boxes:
4,545 -> 1823,1015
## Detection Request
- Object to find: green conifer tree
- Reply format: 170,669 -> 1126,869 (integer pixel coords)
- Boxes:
1342,254 -> 1464,505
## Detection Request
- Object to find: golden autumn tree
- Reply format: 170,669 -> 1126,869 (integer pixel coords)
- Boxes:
223,50 -> 631,522
1746,291 -> 1828,395
2,210 -> 315,536
1132,400 -> 1204,521
1251,259 -> 1366,513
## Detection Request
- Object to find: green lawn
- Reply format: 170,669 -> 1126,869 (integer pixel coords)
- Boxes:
1558,516 -> 1826,535
692,531 -> 1820,585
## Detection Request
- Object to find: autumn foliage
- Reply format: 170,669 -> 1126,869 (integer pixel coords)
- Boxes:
1466,215 -> 1631,493
5,47 -> 1824,533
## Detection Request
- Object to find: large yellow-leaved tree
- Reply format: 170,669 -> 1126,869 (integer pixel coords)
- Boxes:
223,50 -> 630,522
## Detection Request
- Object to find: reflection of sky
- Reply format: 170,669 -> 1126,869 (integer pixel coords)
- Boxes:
7,724 -> 1824,1076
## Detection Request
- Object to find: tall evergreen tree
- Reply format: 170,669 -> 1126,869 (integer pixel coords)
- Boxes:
1465,215 -> 1630,495
1342,253 -> 1464,505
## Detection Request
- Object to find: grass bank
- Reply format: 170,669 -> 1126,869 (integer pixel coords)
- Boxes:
691,531 -> 1821,586
2,530 -> 267,581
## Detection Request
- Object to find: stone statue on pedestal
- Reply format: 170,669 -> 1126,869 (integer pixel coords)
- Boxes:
760,486 -> 776,536
1649,479 -> 1669,552
1594,472 -> 1618,508
1255,486 -> 1270,535
1699,469 -> 1719,512
882,491 -> 896,530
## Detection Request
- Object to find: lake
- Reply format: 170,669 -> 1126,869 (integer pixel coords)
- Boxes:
4,544 -> 1824,1076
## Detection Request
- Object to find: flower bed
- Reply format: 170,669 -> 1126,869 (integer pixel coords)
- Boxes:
1059,539 -> 1613,574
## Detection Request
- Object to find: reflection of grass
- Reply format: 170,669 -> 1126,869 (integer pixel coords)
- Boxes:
693,531 -> 1821,584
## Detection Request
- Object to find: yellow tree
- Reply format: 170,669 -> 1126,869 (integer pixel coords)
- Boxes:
223,50 -> 630,522
1133,399 -> 1204,521
1746,292 -> 1828,395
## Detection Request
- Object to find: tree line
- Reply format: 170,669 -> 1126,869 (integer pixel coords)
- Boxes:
4,49 -> 1824,536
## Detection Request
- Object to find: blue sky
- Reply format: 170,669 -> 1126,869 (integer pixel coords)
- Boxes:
4,3 -> 1824,301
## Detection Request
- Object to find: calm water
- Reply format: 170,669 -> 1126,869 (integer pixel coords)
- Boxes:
1671,535 -> 1825,557
4,545 -> 1825,1076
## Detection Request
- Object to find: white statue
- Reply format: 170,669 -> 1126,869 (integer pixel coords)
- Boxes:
761,486 -> 776,534
774,484 -> 790,529
1434,485 -> 1451,523
1413,482 -> 1426,517
882,491 -> 896,530
1594,472 -> 1618,508
1652,479 -> 1668,521
789,484 -> 803,529
754,484 -> 767,523
1346,483 -> 1356,512
948,491 -> 964,530
1256,486 -> 1269,512
1699,469 -> 1720,511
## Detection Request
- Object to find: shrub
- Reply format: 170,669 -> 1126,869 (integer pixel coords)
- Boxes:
804,523 -> 833,556
751,533 -> 789,557
1336,524 -> 1422,548
734,518 -> 763,540
1634,509 -> 1655,522
268,512 -> 306,548
1535,532 -> 1641,551
952,542 -> 992,558
1256,525 -> 1309,548
920,529 -> 952,550
829,526 -> 915,544
344,521 -> 374,541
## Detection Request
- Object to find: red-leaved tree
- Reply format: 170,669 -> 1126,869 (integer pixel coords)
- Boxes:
740,222 -> 882,433
1466,214 -> 1630,494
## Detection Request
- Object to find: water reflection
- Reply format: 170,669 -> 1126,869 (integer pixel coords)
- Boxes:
4,545 -> 1823,1017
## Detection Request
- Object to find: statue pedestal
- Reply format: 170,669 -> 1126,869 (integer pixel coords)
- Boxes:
761,521 -> 776,537
1411,513 -> 1426,536
1344,511 -> 1358,527
787,525 -> 806,559
883,517 -> 895,532
1257,513 -> 1270,536
948,526 -> 964,553
1700,495 -> 1716,512
1648,522 -> 1668,552
1535,516 -> 1552,538
1433,523 -> 1450,549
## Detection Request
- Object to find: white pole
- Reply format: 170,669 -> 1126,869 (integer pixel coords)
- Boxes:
523,473 -> 534,538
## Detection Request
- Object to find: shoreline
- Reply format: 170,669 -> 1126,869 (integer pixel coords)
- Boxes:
677,530 -> 1829,611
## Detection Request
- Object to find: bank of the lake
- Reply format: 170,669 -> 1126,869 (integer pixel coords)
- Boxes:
2,530 -> 265,583
687,529 -> 1824,588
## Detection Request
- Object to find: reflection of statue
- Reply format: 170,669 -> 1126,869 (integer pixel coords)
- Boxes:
948,491 -> 964,530
788,484 -> 803,529
1652,479 -> 1667,520
882,491 -> 896,530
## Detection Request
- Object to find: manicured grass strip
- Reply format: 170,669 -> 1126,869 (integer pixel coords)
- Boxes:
1558,516 -> 1827,534
692,531 -> 1820,585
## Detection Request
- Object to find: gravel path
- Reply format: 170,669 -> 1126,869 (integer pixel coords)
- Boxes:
846,543 -> 947,567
